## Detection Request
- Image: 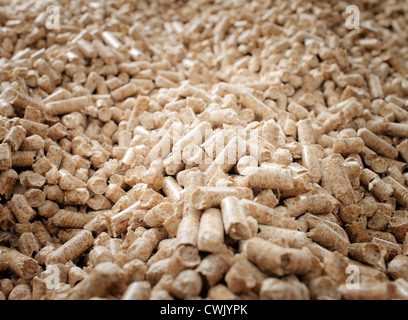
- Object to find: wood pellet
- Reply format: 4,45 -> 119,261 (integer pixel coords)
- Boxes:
0,0 -> 408,301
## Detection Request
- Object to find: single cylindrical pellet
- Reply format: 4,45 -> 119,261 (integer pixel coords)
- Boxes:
242,165 -> 293,190
46,96 -> 92,116
297,119 -> 315,145
302,144 -> 322,183
162,177 -> 183,202
176,212 -> 201,247
254,189 -> 279,208
220,197 -> 252,240
325,154 -> 356,205
46,230 -> 94,265
197,208 -> 224,253
0,144 -> 12,171
306,193 -> 341,214
111,83 -> 138,102
333,137 -> 364,154
225,258 -> 267,294
170,270 -> 202,300
51,210 -> 92,229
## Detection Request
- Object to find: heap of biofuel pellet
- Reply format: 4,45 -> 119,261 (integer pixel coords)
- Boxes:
1,0 -> 408,300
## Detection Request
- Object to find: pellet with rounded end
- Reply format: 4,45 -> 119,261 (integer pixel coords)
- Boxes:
170,270 -> 202,299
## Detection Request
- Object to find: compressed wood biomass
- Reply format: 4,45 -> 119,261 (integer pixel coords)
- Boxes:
0,0 -> 408,300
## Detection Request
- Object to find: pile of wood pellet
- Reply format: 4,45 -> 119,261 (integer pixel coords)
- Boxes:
0,0 -> 408,300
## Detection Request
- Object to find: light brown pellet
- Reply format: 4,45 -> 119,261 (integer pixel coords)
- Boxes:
8,284 -> 32,301
46,230 -> 94,265
111,83 -> 138,102
122,282 -> 151,300
127,228 -> 167,262
162,177 -> 183,202
51,210 -> 91,229
307,224 -> 350,256
257,225 -> 311,248
242,199 -> 297,230
0,169 -> 18,199
245,238 -> 313,276
358,128 -> 398,159
301,144 -> 322,183
64,188 -> 90,206
1,87 -> 45,114
225,257 -> 267,294
3,126 -> 26,151
0,246 -> 39,279
325,154 -> 356,205
170,270 -> 202,299
254,189 -> 279,208
144,202 -> 174,228
239,91 -> 276,121
8,194 -> 37,223
192,187 -> 253,210
0,144 -> 12,170
46,96 -> 92,116
20,135 -> 45,152
221,197 -> 252,241
297,119 -> 316,145
176,212 -> 201,247
167,244 -> 201,278
260,278 -> 309,300
349,243 -> 386,271
197,208 -> 224,253
333,137 -> 364,154
18,232 -> 41,257
11,151 -> 36,168
37,200 -> 60,218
